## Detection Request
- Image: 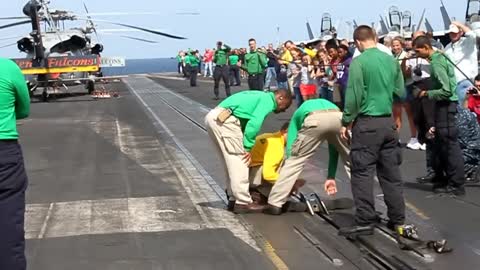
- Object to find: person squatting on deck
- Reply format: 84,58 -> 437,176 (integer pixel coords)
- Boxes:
338,26 -> 407,236
248,122 -> 306,202
265,98 -> 351,215
204,89 -> 292,214
0,58 -> 31,270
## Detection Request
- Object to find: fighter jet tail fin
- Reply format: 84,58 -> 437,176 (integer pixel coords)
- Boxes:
416,9 -> 426,32
425,18 -> 435,33
440,0 -> 452,29
306,21 -> 315,40
379,15 -> 389,35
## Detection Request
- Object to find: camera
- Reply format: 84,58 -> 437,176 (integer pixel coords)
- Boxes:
413,66 -> 422,77
467,87 -> 479,95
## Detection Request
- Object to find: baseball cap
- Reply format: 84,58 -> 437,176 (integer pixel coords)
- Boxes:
448,24 -> 460,34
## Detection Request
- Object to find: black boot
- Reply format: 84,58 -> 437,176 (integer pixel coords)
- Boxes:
433,185 -> 466,196
263,204 -> 283,215
416,172 -> 436,184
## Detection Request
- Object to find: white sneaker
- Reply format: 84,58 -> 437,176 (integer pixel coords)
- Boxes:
406,138 -> 421,150
419,143 -> 426,151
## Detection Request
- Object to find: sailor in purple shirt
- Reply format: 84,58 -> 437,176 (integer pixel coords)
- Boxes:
336,45 -> 353,109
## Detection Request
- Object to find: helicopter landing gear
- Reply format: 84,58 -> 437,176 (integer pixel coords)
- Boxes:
41,89 -> 49,102
86,80 -> 95,94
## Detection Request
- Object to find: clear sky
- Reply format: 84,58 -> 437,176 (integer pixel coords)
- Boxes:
0,0 -> 468,59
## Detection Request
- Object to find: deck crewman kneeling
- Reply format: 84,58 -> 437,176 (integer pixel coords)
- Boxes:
248,122 -> 306,201
265,98 -> 351,215
205,89 -> 292,214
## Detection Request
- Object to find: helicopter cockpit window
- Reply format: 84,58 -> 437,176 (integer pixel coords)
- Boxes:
50,35 -> 87,54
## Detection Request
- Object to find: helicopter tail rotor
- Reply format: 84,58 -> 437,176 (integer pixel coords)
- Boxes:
83,2 -> 100,41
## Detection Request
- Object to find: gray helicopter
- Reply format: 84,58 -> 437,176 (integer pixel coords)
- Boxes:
0,0 -> 189,101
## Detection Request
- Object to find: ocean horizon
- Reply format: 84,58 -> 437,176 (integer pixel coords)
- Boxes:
102,57 -> 178,76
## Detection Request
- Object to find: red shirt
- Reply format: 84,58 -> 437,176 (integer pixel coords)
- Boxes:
203,50 -> 214,62
468,95 -> 480,124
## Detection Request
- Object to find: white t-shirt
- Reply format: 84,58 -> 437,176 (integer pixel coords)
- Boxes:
353,43 -> 393,58
405,57 -> 431,85
444,31 -> 478,82
394,50 -> 408,62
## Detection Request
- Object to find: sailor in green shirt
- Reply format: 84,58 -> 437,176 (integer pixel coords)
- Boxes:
176,51 -> 183,74
0,58 -> 30,139
213,41 -> 231,99
0,58 -> 30,270
229,50 -> 241,86
186,50 -> 200,87
338,26 -> 408,236
204,89 -> 292,214
266,99 -> 351,214
242,38 -> 268,90
412,36 -> 465,195
184,50 -> 192,79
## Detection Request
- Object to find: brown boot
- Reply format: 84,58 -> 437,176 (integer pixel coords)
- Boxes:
250,191 -> 268,205
227,200 -> 235,212
233,202 -> 266,214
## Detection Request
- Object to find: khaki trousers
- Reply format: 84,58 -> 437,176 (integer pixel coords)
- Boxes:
268,111 -> 351,208
249,165 -> 273,197
204,108 -> 252,205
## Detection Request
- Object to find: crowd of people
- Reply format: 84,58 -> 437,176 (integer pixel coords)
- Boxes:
202,22 -> 480,236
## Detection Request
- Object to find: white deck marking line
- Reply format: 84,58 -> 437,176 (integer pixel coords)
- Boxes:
130,76 -> 290,269
149,74 -> 215,85
37,203 -> 54,239
26,196 -> 204,239
124,77 -> 261,251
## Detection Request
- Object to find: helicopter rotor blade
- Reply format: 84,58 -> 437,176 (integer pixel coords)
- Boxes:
120,35 -> 159,43
0,36 -> 22,41
0,16 -> 30,20
0,42 -> 17,49
76,11 -> 199,16
77,17 -> 187,39
0,20 -> 31,30
175,12 -> 200,15
100,32 -> 158,43
109,22 -> 187,39
83,2 -> 90,14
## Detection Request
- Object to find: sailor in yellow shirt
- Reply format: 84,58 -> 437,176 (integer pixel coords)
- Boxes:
249,122 -> 305,199
249,122 -> 354,212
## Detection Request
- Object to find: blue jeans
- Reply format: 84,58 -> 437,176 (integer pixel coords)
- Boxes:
319,86 -> 333,102
456,79 -> 473,106
293,87 -> 304,107
277,81 -> 288,90
264,67 -> 277,89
